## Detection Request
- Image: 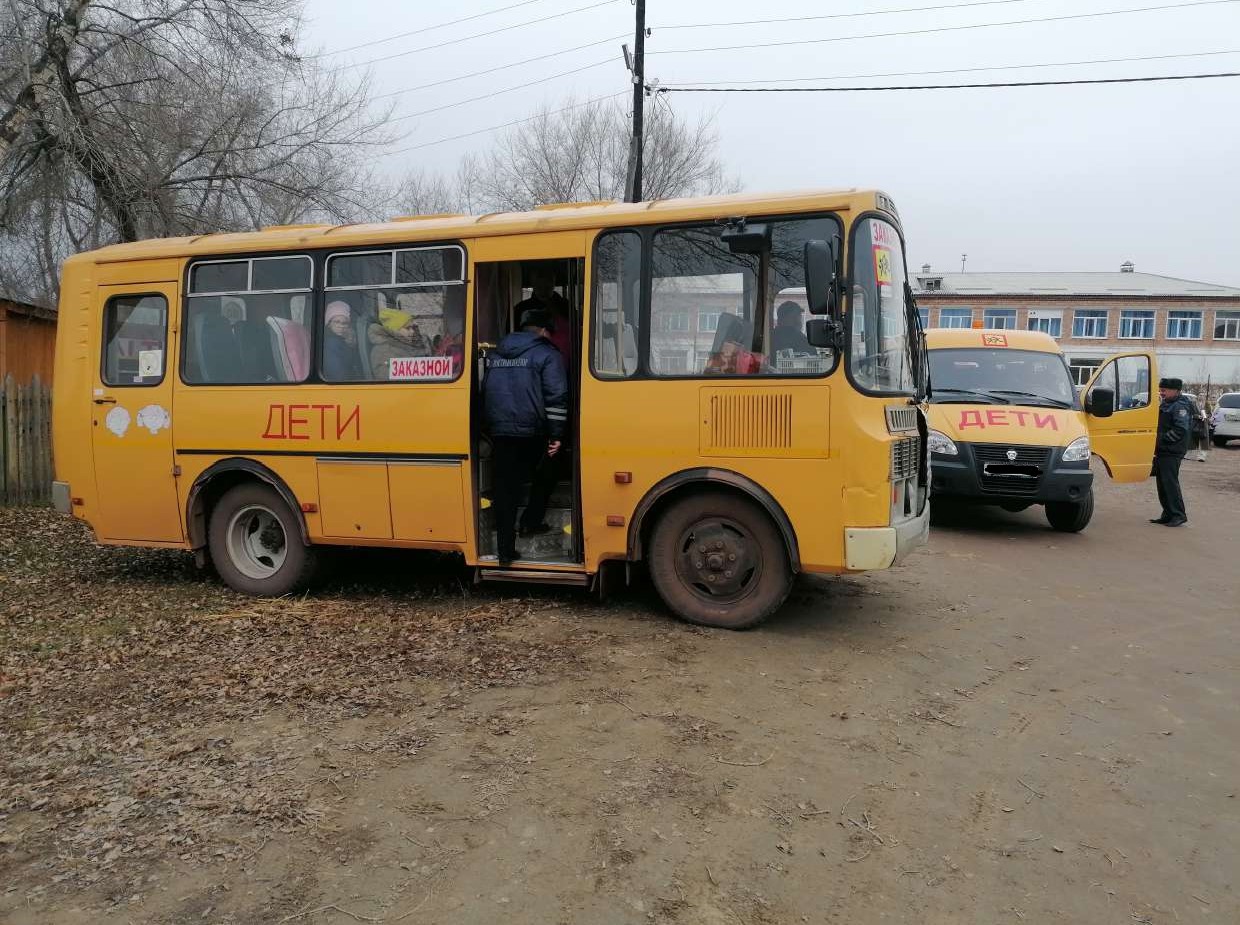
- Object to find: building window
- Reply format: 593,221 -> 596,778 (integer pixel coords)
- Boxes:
1215,310 -> 1240,340
937,307 -> 972,329
917,308 -> 929,330
697,312 -> 722,333
656,349 -> 689,373
983,307 -> 1017,329
1167,310 -> 1202,340
1072,309 -> 1108,339
662,312 -> 689,333
1027,310 -> 1062,338
1069,357 -> 1104,386
1119,309 -> 1155,339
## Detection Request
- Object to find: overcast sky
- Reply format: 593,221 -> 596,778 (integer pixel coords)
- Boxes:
301,0 -> 1240,285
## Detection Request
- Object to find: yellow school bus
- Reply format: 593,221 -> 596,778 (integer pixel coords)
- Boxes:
925,328 -> 1157,531
52,189 -> 929,628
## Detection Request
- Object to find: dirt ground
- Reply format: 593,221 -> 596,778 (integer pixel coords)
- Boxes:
2,449 -> 1238,925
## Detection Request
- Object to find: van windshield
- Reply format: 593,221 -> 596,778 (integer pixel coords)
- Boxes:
929,348 -> 1078,409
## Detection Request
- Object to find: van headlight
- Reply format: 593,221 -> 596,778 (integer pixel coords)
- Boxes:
927,429 -> 958,456
1062,436 -> 1091,462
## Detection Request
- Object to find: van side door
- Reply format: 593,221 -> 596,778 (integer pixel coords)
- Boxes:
1083,352 -> 1158,483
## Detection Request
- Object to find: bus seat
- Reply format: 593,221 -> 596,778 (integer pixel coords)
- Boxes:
266,316 -> 311,382
194,310 -> 245,382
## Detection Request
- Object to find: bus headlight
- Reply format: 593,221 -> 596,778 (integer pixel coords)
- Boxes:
1062,436 -> 1091,462
927,429 -> 958,456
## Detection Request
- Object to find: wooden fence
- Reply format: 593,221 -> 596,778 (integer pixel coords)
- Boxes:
0,374 -> 53,506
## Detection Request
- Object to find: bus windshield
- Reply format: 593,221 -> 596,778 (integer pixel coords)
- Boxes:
929,348 -> 1078,408
849,217 -> 918,395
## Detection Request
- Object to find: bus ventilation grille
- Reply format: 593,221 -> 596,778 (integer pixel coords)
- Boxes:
886,405 -> 920,433
707,392 -> 793,450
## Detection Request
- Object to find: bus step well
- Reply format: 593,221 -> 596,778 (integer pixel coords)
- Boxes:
476,567 -> 590,587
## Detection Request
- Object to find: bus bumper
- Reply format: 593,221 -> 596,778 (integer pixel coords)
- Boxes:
52,481 -> 72,514
844,505 -> 929,571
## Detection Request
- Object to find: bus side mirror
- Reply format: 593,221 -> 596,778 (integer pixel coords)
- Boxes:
805,238 -> 839,315
806,317 -> 842,350
1086,387 -> 1114,418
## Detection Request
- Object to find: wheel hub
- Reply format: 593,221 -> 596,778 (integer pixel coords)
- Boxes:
679,519 -> 759,601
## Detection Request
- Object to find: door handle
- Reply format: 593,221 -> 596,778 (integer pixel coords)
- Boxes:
93,397 -> 117,405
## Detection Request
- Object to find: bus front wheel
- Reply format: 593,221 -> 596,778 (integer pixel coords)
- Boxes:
648,491 -> 793,630
208,483 -> 318,596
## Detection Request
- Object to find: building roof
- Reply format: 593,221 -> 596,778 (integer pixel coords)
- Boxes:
0,293 -> 55,320
911,271 -> 1240,298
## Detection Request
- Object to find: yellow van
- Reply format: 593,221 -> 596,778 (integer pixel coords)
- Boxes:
925,329 -> 1157,531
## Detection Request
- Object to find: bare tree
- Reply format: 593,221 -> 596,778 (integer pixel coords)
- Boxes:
392,96 -> 735,216
0,0 -> 392,302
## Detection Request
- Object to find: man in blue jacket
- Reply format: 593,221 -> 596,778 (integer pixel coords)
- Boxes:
484,308 -> 569,564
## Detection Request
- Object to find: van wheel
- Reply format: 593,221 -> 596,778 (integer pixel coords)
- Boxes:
1045,490 -> 1094,533
209,483 -> 317,596
648,491 -> 793,630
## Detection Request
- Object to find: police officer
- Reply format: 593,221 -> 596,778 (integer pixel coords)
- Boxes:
1150,376 -> 1192,527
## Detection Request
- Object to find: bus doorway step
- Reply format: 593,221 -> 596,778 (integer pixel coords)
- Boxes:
476,566 -> 590,587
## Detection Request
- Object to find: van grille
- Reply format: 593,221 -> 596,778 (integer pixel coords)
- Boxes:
973,443 -> 1052,496
706,392 -> 793,450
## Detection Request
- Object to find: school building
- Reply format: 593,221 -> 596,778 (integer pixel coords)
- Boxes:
911,264 -> 1240,391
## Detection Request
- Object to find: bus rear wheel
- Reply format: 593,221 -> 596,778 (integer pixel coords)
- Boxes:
1045,490 -> 1094,533
648,491 -> 793,630
209,483 -> 317,596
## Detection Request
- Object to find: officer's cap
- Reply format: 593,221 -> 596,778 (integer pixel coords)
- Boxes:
1159,377 -> 1183,390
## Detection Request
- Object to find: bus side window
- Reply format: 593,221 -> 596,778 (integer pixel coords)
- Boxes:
592,231 -> 641,379
102,295 -> 168,386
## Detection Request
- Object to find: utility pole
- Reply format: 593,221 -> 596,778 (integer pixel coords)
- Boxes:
960,253 -> 968,273
623,0 -> 647,203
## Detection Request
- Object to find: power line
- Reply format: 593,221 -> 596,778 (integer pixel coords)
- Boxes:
310,0 -> 555,58
654,71 -> 1240,92
657,0 -> 1040,30
333,0 -> 622,72
370,35 -> 626,101
648,0 -> 1240,56
387,59 -> 613,124
656,49 -> 1240,86
385,91 -> 627,156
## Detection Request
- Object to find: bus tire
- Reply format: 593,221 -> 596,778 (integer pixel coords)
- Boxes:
648,491 -> 793,630
208,482 -> 317,596
1045,490 -> 1094,533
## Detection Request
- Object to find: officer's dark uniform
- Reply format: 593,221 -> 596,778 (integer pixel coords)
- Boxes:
1152,380 -> 1192,526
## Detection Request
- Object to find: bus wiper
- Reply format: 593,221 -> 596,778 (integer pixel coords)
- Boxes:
982,389 -> 1073,408
929,388 -> 1009,404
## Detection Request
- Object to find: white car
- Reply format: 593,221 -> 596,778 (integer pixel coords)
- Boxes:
1210,392 -> 1240,447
